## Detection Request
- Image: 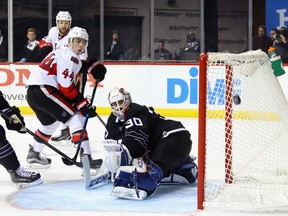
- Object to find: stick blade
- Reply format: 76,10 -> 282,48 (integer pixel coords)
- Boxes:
61,157 -> 74,166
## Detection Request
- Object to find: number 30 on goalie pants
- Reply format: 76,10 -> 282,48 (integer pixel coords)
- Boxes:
82,155 -> 110,189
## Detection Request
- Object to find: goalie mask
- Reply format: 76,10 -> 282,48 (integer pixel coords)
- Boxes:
67,27 -> 89,50
108,87 -> 132,122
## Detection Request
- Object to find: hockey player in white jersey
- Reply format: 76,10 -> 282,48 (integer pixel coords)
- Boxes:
39,11 -> 88,60
25,27 -> 106,168
39,12 -> 73,56
38,11 -> 88,143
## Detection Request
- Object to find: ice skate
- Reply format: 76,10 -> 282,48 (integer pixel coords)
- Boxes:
26,145 -> 51,169
8,167 -> 43,189
50,127 -> 72,145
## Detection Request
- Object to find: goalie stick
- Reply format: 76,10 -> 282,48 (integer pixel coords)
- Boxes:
96,113 -> 106,128
82,154 -> 110,189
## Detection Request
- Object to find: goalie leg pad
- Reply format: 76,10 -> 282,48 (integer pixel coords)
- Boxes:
111,158 -> 163,200
102,139 -> 132,180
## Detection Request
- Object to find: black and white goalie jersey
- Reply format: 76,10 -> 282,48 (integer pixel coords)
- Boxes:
105,103 -> 189,158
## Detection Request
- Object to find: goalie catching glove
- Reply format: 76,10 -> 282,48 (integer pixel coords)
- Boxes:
1,106 -> 26,133
87,59 -> 107,82
75,98 -> 97,118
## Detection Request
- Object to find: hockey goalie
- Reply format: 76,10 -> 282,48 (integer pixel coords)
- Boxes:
85,87 -> 198,200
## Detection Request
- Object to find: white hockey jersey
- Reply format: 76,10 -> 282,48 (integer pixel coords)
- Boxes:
27,47 -> 83,101
42,26 -> 88,61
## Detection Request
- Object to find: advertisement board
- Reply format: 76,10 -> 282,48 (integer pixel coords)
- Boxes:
1,62 -> 288,117
266,0 -> 288,32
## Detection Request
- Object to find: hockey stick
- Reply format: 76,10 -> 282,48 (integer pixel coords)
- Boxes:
96,113 -> 106,128
79,72 -> 87,95
62,80 -> 99,166
82,154 -> 110,189
0,109 -> 102,168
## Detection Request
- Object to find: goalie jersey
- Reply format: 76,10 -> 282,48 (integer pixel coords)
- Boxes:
105,103 -> 189,158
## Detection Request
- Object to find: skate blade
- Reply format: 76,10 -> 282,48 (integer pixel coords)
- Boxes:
26,163 -> 51,169
110,186 -> 147,200
16,178 -> 43,189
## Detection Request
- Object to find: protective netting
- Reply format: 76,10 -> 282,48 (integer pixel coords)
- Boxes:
201,50 -> 288,212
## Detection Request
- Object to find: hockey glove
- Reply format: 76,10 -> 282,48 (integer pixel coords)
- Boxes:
87,59 -> 107,82
76,98 -> 97,118
38,40 -> 53,58
2,106 -> 26,133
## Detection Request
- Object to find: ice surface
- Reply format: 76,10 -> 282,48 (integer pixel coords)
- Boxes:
0,115 -> 198,216
1,115 -> 285,216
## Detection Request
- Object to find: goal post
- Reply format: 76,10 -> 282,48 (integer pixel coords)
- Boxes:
198,50 -> 288,212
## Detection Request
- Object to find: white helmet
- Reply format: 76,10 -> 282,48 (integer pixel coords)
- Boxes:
108,87 -> 132,121
56,11 -> 72,25
67,27 -> 89,47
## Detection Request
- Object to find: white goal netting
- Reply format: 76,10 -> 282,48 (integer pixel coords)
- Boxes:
198,50 -> 288,212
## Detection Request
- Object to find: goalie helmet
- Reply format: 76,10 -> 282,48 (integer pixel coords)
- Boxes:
67,27 -> 89,48
56,11 -> 72,25
108,87 -> 132,121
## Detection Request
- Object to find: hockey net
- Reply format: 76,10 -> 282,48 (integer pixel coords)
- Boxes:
198,50 -> 288,212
